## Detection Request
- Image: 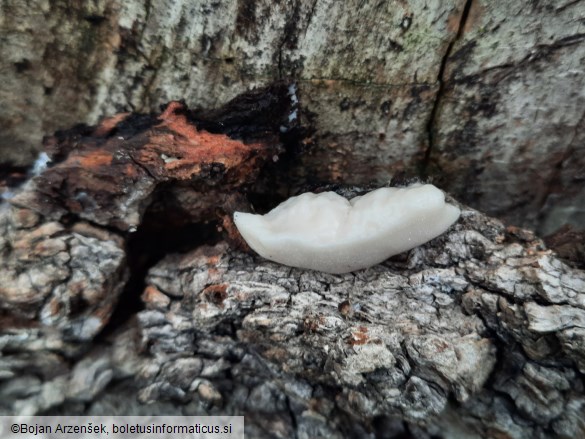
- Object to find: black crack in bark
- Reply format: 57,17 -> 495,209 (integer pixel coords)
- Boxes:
422,0 -> 474,177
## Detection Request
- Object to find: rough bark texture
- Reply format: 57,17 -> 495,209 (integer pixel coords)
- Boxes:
1,0 -> 583,234
0,93 -> 287,343
1,101 -> 585,438
430,0 -> 585,235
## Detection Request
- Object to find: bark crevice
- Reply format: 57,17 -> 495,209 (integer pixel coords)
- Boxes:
423,0 -> 474,177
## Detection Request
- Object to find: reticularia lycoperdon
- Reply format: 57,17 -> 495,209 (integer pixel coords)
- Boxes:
233,183 -> 461,274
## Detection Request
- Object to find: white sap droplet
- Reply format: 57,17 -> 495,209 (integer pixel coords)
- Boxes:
32,152 -> 51,176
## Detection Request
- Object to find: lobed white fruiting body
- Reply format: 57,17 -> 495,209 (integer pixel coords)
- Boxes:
234,183 -> 460,274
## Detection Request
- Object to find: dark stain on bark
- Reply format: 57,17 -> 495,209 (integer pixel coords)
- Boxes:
83,14 -> 107,25
189,81 -> 300,142
201,162 -> 228,183
235,0 -> 257,40
402,84 -> 431,120
282,1 -> 301,51
380,100 -> 392,116
544,225 -> 585,269
388,39 -> 404,52
339,97 -> 351,112
446,40 -> 477,83
14,59 -> 32,73
468,87 -> 499,118
203,284 -> 229,306
338,97 -> 368,113
275,1 -> 302,77
450,120 -> 479,156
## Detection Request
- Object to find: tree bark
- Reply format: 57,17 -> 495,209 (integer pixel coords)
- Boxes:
1,0 -> 583,234
1,100 -> 584,438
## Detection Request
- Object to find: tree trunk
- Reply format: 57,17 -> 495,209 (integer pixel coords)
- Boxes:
1,100 -> 584,438
1,0 -> 583,234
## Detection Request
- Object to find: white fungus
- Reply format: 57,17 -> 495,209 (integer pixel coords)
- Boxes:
233,183 -> 460,274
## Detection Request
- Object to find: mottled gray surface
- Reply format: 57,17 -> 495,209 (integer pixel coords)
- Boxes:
2,190 -> 584,437
1,0 -> 583,233
0,198 -> 127,343
432,0 -> 585,234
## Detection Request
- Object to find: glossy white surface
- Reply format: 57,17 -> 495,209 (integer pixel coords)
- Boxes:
234,184 -> 460,274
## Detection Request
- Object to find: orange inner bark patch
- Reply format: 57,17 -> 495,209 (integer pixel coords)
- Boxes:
303,314 -> 326,333
348,326 -> 369,345
158,102 -> 203,141
142,285 -> 163,301
72,149 -> 114,168
202,284 -> 229,306
142,102 -> 265,180
93,112 -> 130,137
207,255 -> 221,266
141,285 -> 171,308
123,162 -> 141,178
